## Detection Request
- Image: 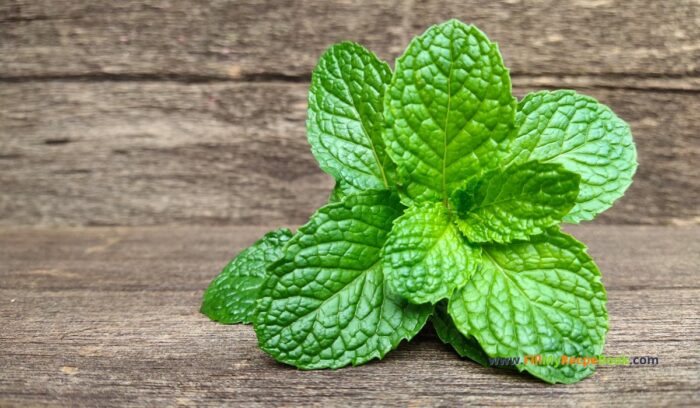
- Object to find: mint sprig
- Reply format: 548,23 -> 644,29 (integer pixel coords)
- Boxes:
201,19 -> 636,384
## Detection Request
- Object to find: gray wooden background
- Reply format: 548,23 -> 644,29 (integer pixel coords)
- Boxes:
1,2 -> 699,406
1,0 -> 698,227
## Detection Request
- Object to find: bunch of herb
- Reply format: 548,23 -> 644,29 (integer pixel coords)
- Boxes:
201,19 -> 636,384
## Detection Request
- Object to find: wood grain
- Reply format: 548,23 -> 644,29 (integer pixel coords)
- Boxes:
1,2 -> 697,406
0,0 -> 698,79
1,81 -> 698,226
1,225 -> 698,406
1,0 -> 698,227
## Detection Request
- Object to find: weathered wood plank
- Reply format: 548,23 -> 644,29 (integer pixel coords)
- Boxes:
411,0 -> 700,79
0,225 -> 698,406
0,0 -> 698,80
1,225 -> 697,291
1,81 -> 698,226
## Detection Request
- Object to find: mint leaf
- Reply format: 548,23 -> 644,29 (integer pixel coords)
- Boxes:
203,20 -> 635,384
450,162 -> 580,243
384,19 -> 516,203
255,191 -> 432,369
382,202 -> 479,304
504,90 -> 637,223
432,302 -> 489,367
308,42 -> 394,191
201,228 -> 293,324
327,180 -> 350,203
448,230 -> 608,384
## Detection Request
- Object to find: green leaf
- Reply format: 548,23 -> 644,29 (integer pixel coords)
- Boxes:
504,90 -> 637,223
432,301 -> 489,366
308,42 -> 394,191
327,180 -> 350,203
382,202 -> 479,304
201,228 -> 293,324
448,230 -> 608,384
384,19 -> 517,203
255,190 -> 432,369
450,161 -> 580,243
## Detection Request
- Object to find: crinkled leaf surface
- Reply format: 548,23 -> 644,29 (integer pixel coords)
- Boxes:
451,161 -> 580,243
432,302 -> 489,366
255,190 -> 432,369
503,90 -> 637,223
448,230 -> 608,384
308,42 -> 393,191
383,202 -> 479,304
384,19 -> 516,203
327,180 -> 351,203
201,228 -> 293,324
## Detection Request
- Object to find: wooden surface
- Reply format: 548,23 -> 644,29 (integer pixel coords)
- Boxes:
0,225 -> 698,406
1,0 -> 698,78
1,0 -> 699,226
2,2 -> 698,406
